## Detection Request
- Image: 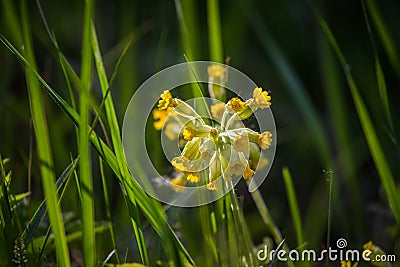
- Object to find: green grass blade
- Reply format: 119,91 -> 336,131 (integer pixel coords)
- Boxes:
207,0 -> 223,63
361,0 -> 393,132
206,0 -> 226,102
365,0 -> 400,80
79,0 -> 96,265
19,1 -> 71,266
0,36 -> 194,265
174,0 -> 197,62
282,168 -> 305,251
90,21 -> 149,265
374,56 -> 392,130
310,3 -> 400,225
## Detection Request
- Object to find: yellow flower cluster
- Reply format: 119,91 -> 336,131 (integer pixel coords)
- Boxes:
152,86 -> 273,192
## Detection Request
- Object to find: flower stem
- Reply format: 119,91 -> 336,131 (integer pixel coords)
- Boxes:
250,186 -> 295,267
227,181 -> 255,266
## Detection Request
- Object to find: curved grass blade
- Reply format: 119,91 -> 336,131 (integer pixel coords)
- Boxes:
309,2 -> 400,225
361,0 -> 393,132
365,0 -> 400,80
90,21 -> 149,265
19,1 -> 71,265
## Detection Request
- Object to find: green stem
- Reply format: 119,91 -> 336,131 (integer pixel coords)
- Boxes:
251,186 -> 294,267
227,182 -> 255,266
79,0 -> 95,265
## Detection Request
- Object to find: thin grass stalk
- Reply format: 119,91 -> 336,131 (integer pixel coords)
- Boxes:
79,0 -> 96,265
325,170 -> 333,267
99,158 -> 120,263
227,183 -> 256,267
19,1 -> 70,266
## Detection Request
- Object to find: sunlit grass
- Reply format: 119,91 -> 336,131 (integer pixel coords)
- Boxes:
0,0 -> 399,266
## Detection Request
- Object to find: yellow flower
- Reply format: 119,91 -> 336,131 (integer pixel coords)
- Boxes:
208,64 -> 226,78
183,127 -> 198,141
210,103 -> 226,120
186,172 -> 200,183
152,108 -> 172,130
228,97 -> 246,113
257,131 -> 272,150
158,90 -> 176,110
233,135 -> 249,152
253,87 -> 271,109
340,261 -> 351,267
243,166 -> 255,180
170,174 -> 186,192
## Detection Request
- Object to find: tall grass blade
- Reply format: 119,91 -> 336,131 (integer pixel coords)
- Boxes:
206,0 -> 226,102
174,0 -> 197,62
19,1 -> 71,265
207,0 -> 223,63
90,21 -> 149,265
361,0 -> 393,132
79,0 -> 96,265
310,3 -> 400,225
365,0 -> 400,80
